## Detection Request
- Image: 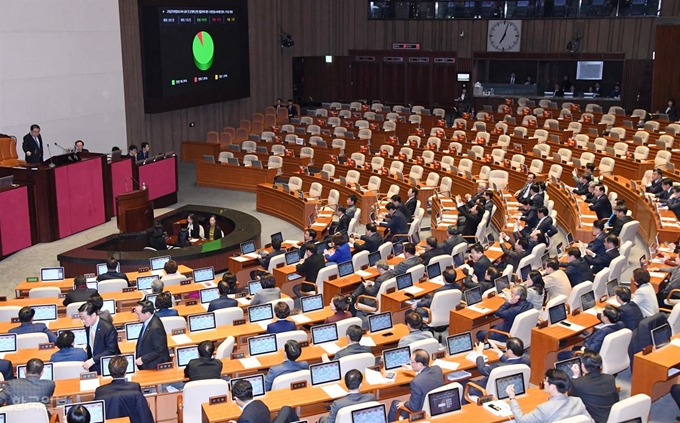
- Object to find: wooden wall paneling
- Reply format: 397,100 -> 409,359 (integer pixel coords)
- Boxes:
652,25 -> 680,111
661,1 -> 680,17
382,62 -> 407,104
352,61 -> 381,101
622,60 -> 654,113
431,64 -> 459,106
407,62 -> 432,105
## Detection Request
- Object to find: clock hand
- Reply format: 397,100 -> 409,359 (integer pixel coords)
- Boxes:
499,23 -> 510,44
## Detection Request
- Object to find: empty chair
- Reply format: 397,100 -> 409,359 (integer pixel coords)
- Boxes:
610,127 -> 626,140
345,170 -> 360,184
574,134 -> 589,148
379,144 -> 394,156
471,145 -> 484,159
281,124 -> 295,133
363,111 -> 375,120
478,165 -> 490,180
321,189 -> 340,211
327,116 -> 341,127
535,143 -> 550,158
179,380 -> 230,423
567,121 -> 582,134
422,150 -> 435,164
243,154 -> 258,166
399,147 -> 414,160
408,114 -> 421,124
433,108 -> 445,118
406,135 -> 421,147
333,126 -> 346,136
533,129 -> 549,143
339,110 -> 352,118
365,176 -> 381,193
529,159 -> 544,174
458,159 -> 473,174
548,164 -> 563,180
488,170 -> 509,191
260,131 -> 275,141
358,128 -> 372,140
424,172 -> 439,188
449,141 -> 463,153
497,134 -> 510,148
300,116 -> 313,125
600,328 -> 633,374
594,137 -> 607,151
613,142 -> 628,157
453,118 -> 467,129
658,134 -> 674,149
17,333 -> 49,349
427,136 -> 441,150
370,156 -> 385,171
382,120 -> 396,131
409,165 -> 424,183
29,287 -> 61,298
389,161 -> 404,176
605,394 -> 651,423
308,182 -> 323,199
579,112 -> 595,123
267,156 -> 283,170
474,121 -> 487,132
599,114 -> 616,128
559,109 -> 572,119
655,150 -> 672,166
241,140 -> 257,152
544,118 -> 559,129
599,157 -> 615,175
350,152 -> 365,165
386,112 -> 399,121
438,176 -> 452,196
510,154 -> 525,168
567,281 -> 594,312
98,279 -> 128,294
371,103 -> 384,112
491,148 -> 505,164
299,147 -> 314,159
557,148 -> 572,162
520,116 -> 536,128
288,176 -> 303,192
355,120 -> 369,129
321,163 -> 335,177
579,152 -> 595,166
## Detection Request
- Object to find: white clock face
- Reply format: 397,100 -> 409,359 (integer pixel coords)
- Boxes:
487,20 -> 522,52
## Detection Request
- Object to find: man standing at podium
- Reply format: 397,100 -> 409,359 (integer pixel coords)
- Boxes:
22,124 -> 43,164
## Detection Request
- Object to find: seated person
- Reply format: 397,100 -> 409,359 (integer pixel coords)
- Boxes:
324,233 -> 351,265
388,349 -> 443,421
468,337 -> 530,397
544,259 -> 573,302
560,247 -> 594,287
630,268 -> 659,318
93,355 -> 154,422
319,370 -> 375,423
97,257 -> 130,285
160,260 -> 184,283
9,306 -> 57,342
351,223 -> 383,253
333,325 -> 371,360
498,234 -> 529,272
63,274 -> 98,306
349,259 -> 394,309
264,340 -> 309,391
398,312 -> 434,347
232,379 -> 271,421
324,294 -> 352,324
147,222 -> 168,250
174,227 -> 191,248
476,285 -> 533,342
463,265 -> 499,293
524,270 -> 546,311
154,292 -> 178,317
50,330 -> 88,363
298,229 -> 316,257
205,215 -> 223,241
569,352 -> 619,423
584,234 -> 620,274
266,302 -> 296,334
410,266 -> 461,319
558,305 -> 624,360
393,242 -> 423,275
330,207 -> 351,235
250,272 -> 281,306
184,340 -> 223,381
438,225 -> 466,255
185,213 -> 202,239
466,243 -> 492,284
219,272 -> 240,295
67,406 -> 90,423
584,220 -> 606,256
257,238 -> 286,271
614,286 -> 643,331
207,279 -> 239,312
293,242 -> 326,298
419,236 -> 444,266
380,203 -> 408,242
0,358 -> 54,406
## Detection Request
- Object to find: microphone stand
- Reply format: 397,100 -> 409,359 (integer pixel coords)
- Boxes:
46,144 -> 56,168
53,142 -> 71,153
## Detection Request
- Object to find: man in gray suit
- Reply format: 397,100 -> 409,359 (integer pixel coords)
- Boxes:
398,312 -> 434,348
264,340 -> 309,391
250,273 -> 281,306
393,243 -> 422,275
319,369 -> 375,423
388,349 -> 444,421
350,259 -> 394,308
333,325 -> 371,360
437,225 -> 465,256
0,358 -> 55,406
507,369 -> 593,423
468,337 -> 530,397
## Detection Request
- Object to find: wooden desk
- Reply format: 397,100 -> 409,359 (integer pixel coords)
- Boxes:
448,296 -> 505,337
631,337 -> 680,401
297,173 -> 377,225
256,184 -> 323,230
195,162 -> 277,192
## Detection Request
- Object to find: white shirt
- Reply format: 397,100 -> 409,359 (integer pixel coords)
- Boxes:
632,283 -> 659,317
89,316 -> 99,351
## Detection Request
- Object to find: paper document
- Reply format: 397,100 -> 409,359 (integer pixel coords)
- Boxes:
487,246 -> 503,252
257,320 -> 273,330
239,357 -> 262,369
560,322 -> 586,332
243,252 -> 259,259
320,342 -> 342,355
364,368 -> 392,385
483,400 -> 513,417
403,286 -> 424,295
670,338 -> 680,348
359,337 -> 376,347
237,297 -> 251,305
649,271 -> 668,278
606,298 -> 620,306
356,270 -> 373,278
466,352 -> 487,363
290,314 -> 312,324
446,370 -> 472,381
468,306 -> 491,314
79,378 -> 101,392
232,256 -> 250,262
321,384 -> 348,399
433,359 -> 460,371
171,334 -> 193,345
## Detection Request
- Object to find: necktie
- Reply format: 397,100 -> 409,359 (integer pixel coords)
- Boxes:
34,137 -> 39,149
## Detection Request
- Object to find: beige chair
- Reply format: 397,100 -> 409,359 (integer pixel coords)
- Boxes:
28,287 -> 61,298
178,380 -> 230,423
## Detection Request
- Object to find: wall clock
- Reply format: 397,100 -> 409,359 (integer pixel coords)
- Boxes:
487,20 -> 522,52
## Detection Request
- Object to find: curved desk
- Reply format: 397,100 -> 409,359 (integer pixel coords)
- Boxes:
256,183 -> 321,230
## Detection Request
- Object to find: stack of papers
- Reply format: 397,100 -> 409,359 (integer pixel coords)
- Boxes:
232,256 -> 250,262
483,400 -> 513,417
257,320 -> 273,330
237,297 -> 251,305
403,286 -> 424,295
359,337 -> 376,347
487,246 -> 504,252
364,368 -> 392,385
560,321 -> 586,332
465,351 -> 487,363
243,253 -> 260,259
321,384 -> 348,399
649,271 -> 668,278
239,357 -> 262,369
356,270 -> 373,278
80,378 -> 101,392
319,343 -> 342,355
433,359 -> 460,371
468,306 -> 491,314
171,334 -> 193,345
290,314 -> 312,324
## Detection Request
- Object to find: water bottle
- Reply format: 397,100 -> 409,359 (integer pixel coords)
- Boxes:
142,182 -> 147,190
490,88 -> 495,96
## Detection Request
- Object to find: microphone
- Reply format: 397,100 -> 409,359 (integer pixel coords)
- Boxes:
125,176 -> 145,192
54,142 -> 71,153
46,144 -> 56,168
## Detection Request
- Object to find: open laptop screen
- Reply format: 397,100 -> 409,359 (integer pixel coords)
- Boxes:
396,273 -> 413,290
0,334 -> 16,353
41,267 -> 64,281
150,256 -> 170,271
368,251 -> 381,267
428,386 -> 462,416
193,267 -> 214,283
18,363 -> 53,380
188,313 -> 216,332
101,354 -> 135,377
548,303 -> 567,325
248,334 -> 277,356
368,312 -> 393,333
580,291 -> 596,311
652,323 -> 672,349
311,323 -> 338,344
301,294 -> 324,313
495,372 -> 526,400
200,287 -> 220,304
240,241 -> 256,255
554,357 -> 581,379
463,287 -> 482,307
64,400 -> 105,423
176,345 -> 199,367
310,361 -> 342,386
351,404 -> 387,423
383,346 -> 411,371
31,304 -> 57,321
248,304 -> 273,323
446,332 -> 473,355
338,261 -> 354,278
426,263 -> 441,280
230,374 -> 266,397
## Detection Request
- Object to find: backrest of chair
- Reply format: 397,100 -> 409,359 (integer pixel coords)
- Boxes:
183,380 -> 230,423
315,265 -> 338,295
509,309 -> 540,347
271,369 -> 311,391
567,281 -> 594,311
17,333 -> 49,349
429,290 -> 462,327
553,416 -> 593,423
275,330 -> 308,348
53,361 -> 87,380
161,316 -> 187,334
338,353 -> 375,377
378,242 -> 393,260
213,308 -> 244,327
98,279 -> 128,293
28,287 -> 61,298
542,294 -> 568,321
605,394 -> 651,423
667,302 -> 680,335
601,328 -> 632,374
592,267 -> 610,298
215,336 -> 235,359
408,337 -> 440,357
2,403 -> 49,422
607,255 -> 627,284
422,382 -> 463,416
487,364 -> 531,398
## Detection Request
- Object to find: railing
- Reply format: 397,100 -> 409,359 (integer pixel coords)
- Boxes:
368,1 -> 662,20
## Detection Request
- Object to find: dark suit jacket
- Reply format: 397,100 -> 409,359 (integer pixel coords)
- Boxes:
397,203 -> 412,223
471,256 -> 492,284
0,376 -> 55,406
569,372 -> 618,423
495,300 -> 534,334
562,258 -> 594,287
535,216 -> 558,237
85,317 -> 121,374
573,182 -> 589,196
475,355 -> 530,390
587,232 -> 606,256
458,207 -> 481,237
657,188 -> 673,201
589,195 -> 613,220
354,232 -> 383,253
0,359 -> 13,381
238,399 -> 271,423
186,224 -> 201,239
405,366 -> 444,412
420,247 -> 444,266
585,248 -> 620,274
500,242 -> 528,273
382,210 -> 408,241
646,178 -> 663,194
97,271 -> 130,284
259,248 -> 286,270
584,321 -> 624,353
206,224 -> 223,240
618,301 -> 644,331
266,320 -> 296,334
610,215 -> 633,237
530,193 -> 544,208
296,253 -> 326,285
136,150 -> 149,160
9,322 -> 56,343
336,214 -> 351,234
135,315 -> 170,370
323,392 -> 376,423
668,197 -> 680,221
405,197 -> 417,217
184,357 -> 223,381
438,234 -> 465,256
63,287 -> 98,306
207,295 -> 239,312
22,133 -> 43,164
333,343 -> 372,360
286,105 -> 298,117
148,235 -> 168,250
94,379 -> 154,423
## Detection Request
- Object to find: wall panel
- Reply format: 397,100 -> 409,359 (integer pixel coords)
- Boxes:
652,24 -> 680,111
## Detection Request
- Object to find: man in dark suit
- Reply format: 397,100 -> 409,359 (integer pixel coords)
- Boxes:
585,234 -> 620,274
589,185 -> 613,220
419,236 -> 444,266
583,306 -> 623,354
136,142 -> 150,160
333,325 -> 371,360
352,223 -> 382,253
656,178 -> 674,202
320,370 -> 375,423
331,206 -> 351,235
207,280 -> 239,312
257,238 -> 286,271
572,172 -> 592,196
393,243 -> 422,275
614,286 -> 644,331
586,220 -> 607,256
469,337 -> 530,397
380,203 -> 408,242
388,349 -> 444,421
266,302 -> 296,334
94,355 -> 154,423
438,225 -> 465,256
22,124 -> 44,164
568,352 -> 619,423
561,247 -> 594,287
232,379 -> 271,423
0,358 -> 54,406
646,168 -> 663,194
468,243 -> 492,284
184,340 -> 223,381
609,205 -> 633,237
350,259 -> 394,309
518,199 -> 538,238
133,300 -> 170,370
79,302 -> 120,374
292,242 -> 326,298
286,99 -> 298,120
515,172 -> 536,200
499,235 -> 529,273
411,267 -> 461,319
477,285 -> 533,342
532,207 -> 557,237
264,340 -> 309,391
405,188 -> 418,218
97,257 -> 130,285
458,203 -> 482,237
666,187 -> 680,221
63,275 -> 98,306
389,195 -> 412,223
0,359 -> 14,381
74,140 -> 89,153
126,145 -> 138,159
9,306 -> 57,342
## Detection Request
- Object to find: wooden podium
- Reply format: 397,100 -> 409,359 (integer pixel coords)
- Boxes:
116,188 -> 154,233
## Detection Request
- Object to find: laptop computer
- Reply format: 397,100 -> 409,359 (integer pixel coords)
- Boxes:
199,287 -> 220,304
247,334 -> 277,356
463,286 -> 483,307
368,312 -> 393,333
149,256 -> 170,276
606,279 -> 619,298
193,267 -> 214,283
396,273 -> 413,290
102,299 -> 116,315
176,345 -> 199,367
96,262 -> 119,275
651,323 -> 672,349
284,249 -> 301,265
301,294 -> 324,313
136,275 -> 159,291
240,241 -> 256,255
248,280 -> 263,296
494,275 -> 511,294
548,303 -> 568,325
382,346 -> 411,370
368,251 -> 381,267
495,372 -> 526,400
309,361 -> 342,386
188,313 -> 216,332
392,242 -> 404,256
446,332 -> 473,356
230,374 -> 266,397
311,323 -> 339,345
351,404 -> 387,423
248,304 -> 274,323
554,357 -> 581,379
31,304 -> 58,322
520,264 -> 532,282
426,262 -> 442,283
40,267 -> 64,282
338,261 -> 354,278
428,385 -> 462,416
566,232 -> 574,246
58,328 -> 86,347
580,291 -> 596,311
64,400 -> 105,423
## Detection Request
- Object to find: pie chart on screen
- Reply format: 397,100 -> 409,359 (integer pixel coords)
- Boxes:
192,31 -> 214,71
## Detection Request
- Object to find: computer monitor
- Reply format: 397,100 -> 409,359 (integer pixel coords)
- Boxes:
486,233 -> 494,246
64,400 -> 106,423
240,241 -> 256,255
176,345 -> 199,367
382,346 -> 411,371
541,253 -> 550,269
567,232 -> 574,245
301,294 -> 324,313
411,232 -> 420,246
556,242 -> 564,256
150,256 -> 170,271
188,313 -> 216,332
554,357 -> 581,379
247,334 -> 278,356
463,286 -> 482,307
396,273 -> 413,290
315,241 -> 328,254
453,252 -> 465,267
58,328 -> 87,346
428,386 -> 462,416
446,332 -> 473,356
101,354 -> 135,377
285,250 -> 301,265
426,262 -> 442,280
31,304 -> 57,321
96,262 -> 119,275
520,264 -> 531,281
494,275 -> 510,294
338,261 -> 354,278
392,242 -> 404,256
311,323 -> 339,345
495,372 -> 526,400
651,323 -> 672,349
580,291 -> 596,311
248,304 -> 274,323
368,312 -> 393,333
310,361 -> 342,386
199,288 -> 220,304
102,299 -> 116,315
0,334 -> 17,353
193,267 -> 214,283
368,251 -> 381,267
136,275 -> 159,291
248,280 -> 263,296
40,267 -> 64,282
125,322 -> 144,341
230,374 -> 266,397
351,404 -> 387,423
86,280 -> 98,290
548,303 -> 568,325
270,232 -> 283,244
606,279 -> 619,298
18,363 -> 53,380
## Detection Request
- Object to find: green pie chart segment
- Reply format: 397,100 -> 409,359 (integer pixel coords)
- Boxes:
192,31 -> 214,71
